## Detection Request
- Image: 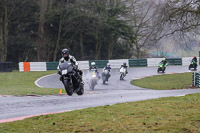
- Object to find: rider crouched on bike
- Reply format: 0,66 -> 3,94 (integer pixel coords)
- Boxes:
192,56 -> 198,68
89,62 -> 100,78
57,48 -> 83,83
160,58 -> 168,67
103,63 -> 111,77
119,62 -> 128,74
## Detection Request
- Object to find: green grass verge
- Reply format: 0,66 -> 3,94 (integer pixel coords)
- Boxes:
131,72 -> 193,90
0,71 -> 61,95
0,93 -> 200,132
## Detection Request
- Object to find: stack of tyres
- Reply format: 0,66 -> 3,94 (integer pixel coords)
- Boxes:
192,72 -> 200,87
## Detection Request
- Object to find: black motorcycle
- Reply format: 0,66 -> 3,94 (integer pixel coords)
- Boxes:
58,61 -> 84,96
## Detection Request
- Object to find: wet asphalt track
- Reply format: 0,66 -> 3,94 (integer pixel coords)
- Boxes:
1,66 -> 200,122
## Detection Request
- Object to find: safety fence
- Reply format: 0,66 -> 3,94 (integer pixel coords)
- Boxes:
18,57 -> 197,71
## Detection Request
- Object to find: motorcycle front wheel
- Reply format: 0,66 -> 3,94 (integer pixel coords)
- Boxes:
120,73 -> 124,80
63,79 -> 73,96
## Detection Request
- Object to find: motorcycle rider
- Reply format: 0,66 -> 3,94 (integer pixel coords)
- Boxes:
119,62 -> 128,74
160,58 -> 167,66
103,63 -> 111,72
102,63 -> 111,78
57,48 -> 83,83
89,62 -> 100,78
192,56 -> 198,68
89,62 -> 98,72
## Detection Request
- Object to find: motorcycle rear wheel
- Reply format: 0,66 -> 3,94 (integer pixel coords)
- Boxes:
76,84 -> 84,95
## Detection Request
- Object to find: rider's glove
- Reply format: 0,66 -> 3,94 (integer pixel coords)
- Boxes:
74,65 -> 78,70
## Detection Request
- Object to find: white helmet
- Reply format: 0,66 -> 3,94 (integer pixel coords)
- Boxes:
91,62 -> 95,66
107,63 -> 110,66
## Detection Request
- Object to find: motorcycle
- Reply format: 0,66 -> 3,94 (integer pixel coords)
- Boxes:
88,70 -> 99,90
102,69 -> 110,84
157,62 -> 167,73
119,67 -> 127,80
189,60 -> 197,70
58,61 -> 84,96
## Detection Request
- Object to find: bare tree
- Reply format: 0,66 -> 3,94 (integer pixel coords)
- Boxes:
36,0 -> 48,61
126,0 -> 164,58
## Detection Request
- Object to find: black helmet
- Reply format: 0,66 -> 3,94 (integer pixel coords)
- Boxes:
123,62 -> 126,66
62,48 -> 69,60
62,48 -> 69,55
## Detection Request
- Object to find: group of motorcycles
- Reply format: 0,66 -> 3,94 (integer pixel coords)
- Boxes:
58,61 -> 128,95
157,59 -> 198,73
58,59 -> 198,96
88,66 -> 127,90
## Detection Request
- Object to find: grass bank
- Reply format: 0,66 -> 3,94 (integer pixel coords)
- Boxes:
0,71 -> 61,95
131,72 -> 193,90
0,93 -> 200,132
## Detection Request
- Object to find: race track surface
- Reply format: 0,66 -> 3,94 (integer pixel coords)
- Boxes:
1,66 -> 200,123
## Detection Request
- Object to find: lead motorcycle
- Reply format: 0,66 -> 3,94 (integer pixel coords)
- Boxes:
58,61 -> 84,96
102,69 -> 110,84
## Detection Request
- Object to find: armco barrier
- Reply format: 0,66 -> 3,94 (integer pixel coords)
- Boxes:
129,59 -> 147,67
0,62 -> 13,72
109,59 -> 129,68
166,58 -> 182,65
30,62 -> 46,71
46,62 -> 59,70
18,57 -> 193,71
147,58 -> 163,67
78,61 -> 89,70
89,60 -> 108,68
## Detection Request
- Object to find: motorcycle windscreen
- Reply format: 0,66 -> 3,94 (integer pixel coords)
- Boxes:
59,62 -> 73,72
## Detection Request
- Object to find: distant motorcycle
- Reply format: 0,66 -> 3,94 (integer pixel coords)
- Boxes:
89,70 -> 98,90
119,67 -> 127,80
58,61 -> 84,96
189,60 -> 197,70
157,62 -> 167,73
102,69 -> 110,84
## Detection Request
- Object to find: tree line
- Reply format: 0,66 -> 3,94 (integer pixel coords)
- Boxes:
0,0 -> 200,67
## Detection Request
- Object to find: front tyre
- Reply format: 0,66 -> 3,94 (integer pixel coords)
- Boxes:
120,73 -> 124,80
63,80 -> 73,96
157,68 -> 160,73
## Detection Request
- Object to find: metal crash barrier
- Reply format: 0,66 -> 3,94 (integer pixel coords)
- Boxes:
192,72 -> 200,87
0,62 -> 13,72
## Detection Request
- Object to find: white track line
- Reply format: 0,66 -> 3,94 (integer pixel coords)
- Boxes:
34,73 -> 57,88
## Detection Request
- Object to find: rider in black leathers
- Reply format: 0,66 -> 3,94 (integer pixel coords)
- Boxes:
57,48 -> 83,83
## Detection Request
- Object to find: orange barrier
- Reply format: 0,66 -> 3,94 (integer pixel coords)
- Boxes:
24,62 -> 30,72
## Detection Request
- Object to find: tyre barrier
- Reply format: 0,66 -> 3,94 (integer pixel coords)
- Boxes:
0,62 -> 13,72
192,72 -> 200,87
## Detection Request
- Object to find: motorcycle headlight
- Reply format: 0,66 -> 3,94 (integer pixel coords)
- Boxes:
62,70 -> 68,75
92,74 -> 96,78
